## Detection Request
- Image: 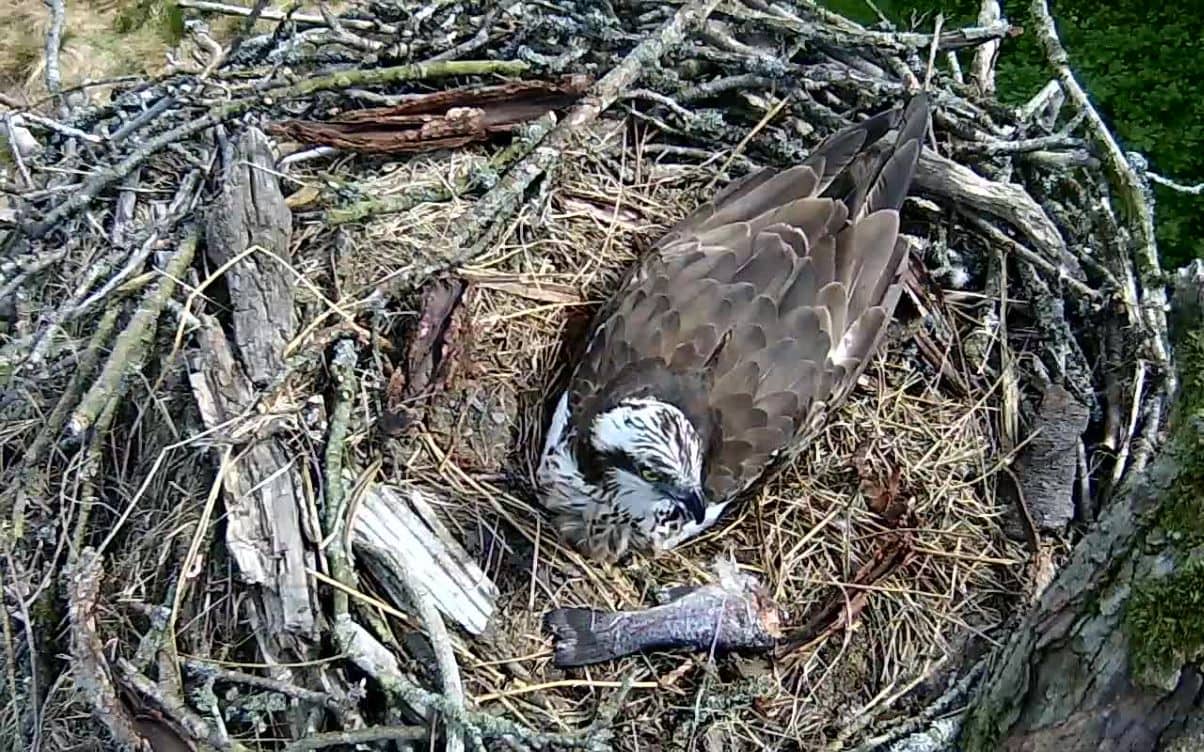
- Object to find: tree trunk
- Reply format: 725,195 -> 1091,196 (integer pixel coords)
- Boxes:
961,262 -> 1204,751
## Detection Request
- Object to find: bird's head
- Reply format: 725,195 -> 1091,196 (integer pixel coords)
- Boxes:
586,397 -> 708,526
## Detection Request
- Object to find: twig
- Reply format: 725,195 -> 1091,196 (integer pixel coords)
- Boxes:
66,228 -> 199,440
946,50 -> 965,85
914,150 -> 1070,270
422,0 -> 519,63
108,96 -> 176,144
0,544 -> 43,752
66,549 -> 147,750
957,134 -> 1086,159
1146,171 -> 1204,195
3,116 -> 34,189
182,659 -> 347,714
115,658 -> 246,751
679,73 -> 777,102
318,3 -> 384,53
324,342 -> 466,752
1018,80 -> 1065,129
323,339 -> 360,619
1110,359 -> 1147,487
42,0 -> 65,98
283,725 -> 427,751
14,111 -> 102,144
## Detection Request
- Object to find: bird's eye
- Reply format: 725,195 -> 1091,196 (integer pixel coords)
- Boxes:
640,468 -> 658,483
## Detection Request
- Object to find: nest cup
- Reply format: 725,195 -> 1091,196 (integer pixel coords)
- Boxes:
310,121 -> 1028,747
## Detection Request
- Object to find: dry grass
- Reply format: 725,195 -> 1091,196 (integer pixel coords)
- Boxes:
0,0 -> 181,105
0,0 -> 351,106
272,118 -> 1031,748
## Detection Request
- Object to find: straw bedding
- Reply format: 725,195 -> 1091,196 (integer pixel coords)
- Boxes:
293,122 -> 1028,747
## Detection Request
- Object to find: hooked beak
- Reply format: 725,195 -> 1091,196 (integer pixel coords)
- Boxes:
677,489 -> 707,525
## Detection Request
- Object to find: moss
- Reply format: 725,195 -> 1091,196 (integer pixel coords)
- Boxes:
1124,320 -> 1204,684
1125,558 -> 1204,685
1156,328 -> 1204,545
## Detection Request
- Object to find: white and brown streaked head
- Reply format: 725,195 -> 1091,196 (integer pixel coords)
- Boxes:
536,389 -> 721,561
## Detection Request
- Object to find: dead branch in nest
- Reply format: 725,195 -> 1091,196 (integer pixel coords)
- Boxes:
269,75 -> 591,154
67,549 -> 149,751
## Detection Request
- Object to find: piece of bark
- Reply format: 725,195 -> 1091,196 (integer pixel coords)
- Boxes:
379,277 -> 468,436
269,76 -> 591,154
352,482 -> 499,636
205,126 -> 297,384
1005,384 -> 1091,532
404,278 -> 466,401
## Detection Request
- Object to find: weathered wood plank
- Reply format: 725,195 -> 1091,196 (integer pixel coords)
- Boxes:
352,482 -> 498,636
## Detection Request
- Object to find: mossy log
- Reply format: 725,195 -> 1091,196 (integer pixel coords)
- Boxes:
961,261 -> 1204,751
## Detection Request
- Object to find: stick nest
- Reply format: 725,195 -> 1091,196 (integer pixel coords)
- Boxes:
0,1 -> 1173,750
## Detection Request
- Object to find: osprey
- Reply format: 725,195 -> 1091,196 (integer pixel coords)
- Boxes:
537,94 -> 931,561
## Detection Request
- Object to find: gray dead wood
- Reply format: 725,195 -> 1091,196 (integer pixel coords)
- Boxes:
187,128 -> 315,668
187,319 -> 317,650
206,127 -> 297,383
352,482 -> 500,636
914,150 -> 1069,274
961,262 -> 1204,751
1002,384 -> 1091,533
190,127 -> 315,659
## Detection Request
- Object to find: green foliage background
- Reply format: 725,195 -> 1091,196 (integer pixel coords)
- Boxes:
820,0 -> 1204,267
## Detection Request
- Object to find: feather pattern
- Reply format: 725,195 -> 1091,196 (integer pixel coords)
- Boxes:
541,94 -> 932,558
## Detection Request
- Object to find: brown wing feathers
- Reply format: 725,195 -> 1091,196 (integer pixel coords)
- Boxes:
568,94 -> 931,498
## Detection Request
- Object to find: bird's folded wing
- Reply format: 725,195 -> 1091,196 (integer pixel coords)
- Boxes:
569,95 -> 931,500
